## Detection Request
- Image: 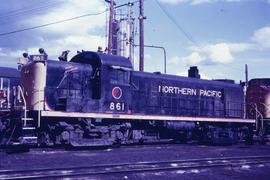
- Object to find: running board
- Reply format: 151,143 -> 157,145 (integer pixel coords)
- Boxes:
41,111 -> 255,123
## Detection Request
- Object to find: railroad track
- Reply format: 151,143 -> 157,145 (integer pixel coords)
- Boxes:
1,155 -> 270,179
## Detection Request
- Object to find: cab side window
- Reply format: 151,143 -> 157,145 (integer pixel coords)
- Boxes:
110,69 -> 130,85
0,78 -> 10,90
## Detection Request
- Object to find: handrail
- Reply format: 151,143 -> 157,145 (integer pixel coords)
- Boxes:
30,89 -> 44,128
38,88 -> 41,128
253,103 -> 264,131
17,85 -> 27,126
254,104 -> 263,119
260,102 -> 270,115
259,103 -> 270,131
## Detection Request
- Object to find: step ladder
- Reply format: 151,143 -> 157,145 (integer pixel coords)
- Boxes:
21,117 -> 37,145
16,85 -> 38,145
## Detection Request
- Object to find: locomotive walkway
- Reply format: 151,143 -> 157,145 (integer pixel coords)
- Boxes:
0,155 -> 270,179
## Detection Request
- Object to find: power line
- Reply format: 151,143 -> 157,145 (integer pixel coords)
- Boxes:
0,2 -> 67,27
0,3 -> 63,27
0,0 -> 139,36
0,10 -> 108,37
0,1 -> 61,19
154,0 -> 201,49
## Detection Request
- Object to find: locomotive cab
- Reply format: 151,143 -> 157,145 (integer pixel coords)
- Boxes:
71,52 -> 102,100
70,51 -> 133,114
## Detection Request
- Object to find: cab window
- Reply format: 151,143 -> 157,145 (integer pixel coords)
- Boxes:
0,78 -> 10,90
110,69 -> 130,85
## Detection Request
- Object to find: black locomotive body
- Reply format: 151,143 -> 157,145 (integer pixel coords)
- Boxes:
29,51 -> 244,118
2,51 -> 256,147
130,71 -> 243,118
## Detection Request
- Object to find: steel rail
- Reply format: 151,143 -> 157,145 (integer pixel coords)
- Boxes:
1,155 -> 270,179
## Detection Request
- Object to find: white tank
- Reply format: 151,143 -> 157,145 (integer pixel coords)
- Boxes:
116,19 -> 134,66
21,60 -> 46,111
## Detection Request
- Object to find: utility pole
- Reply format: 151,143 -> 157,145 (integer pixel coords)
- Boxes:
244,64 -> 248,119
107,0 -> 114,54
128,2 -> 134,67
245,64 -> 248,86
139,0 -> 145,71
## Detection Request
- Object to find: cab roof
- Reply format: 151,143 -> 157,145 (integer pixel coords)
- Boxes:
70,51 -> 132,69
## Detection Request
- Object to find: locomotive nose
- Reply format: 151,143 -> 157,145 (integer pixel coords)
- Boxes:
21,56 -> 47,111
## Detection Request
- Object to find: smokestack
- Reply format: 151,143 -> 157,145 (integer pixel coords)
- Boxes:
188,66 -> 200,79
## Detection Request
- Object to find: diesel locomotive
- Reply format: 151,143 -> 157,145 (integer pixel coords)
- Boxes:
0,67 -> 20,143
0,51 -> 268,147
246,78 -> 270,142
0,67 -> 20,110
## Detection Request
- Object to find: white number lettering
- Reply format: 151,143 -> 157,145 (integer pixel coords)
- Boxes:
109,102 -> 125,111
116,103 -> 121,110
122,103 -> 125,111
110,102 -> 115,110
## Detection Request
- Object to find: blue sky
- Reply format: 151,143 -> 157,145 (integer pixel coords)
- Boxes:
0,0 -> 269,82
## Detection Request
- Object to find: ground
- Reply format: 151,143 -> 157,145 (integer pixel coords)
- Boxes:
0,143 -> 270,179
